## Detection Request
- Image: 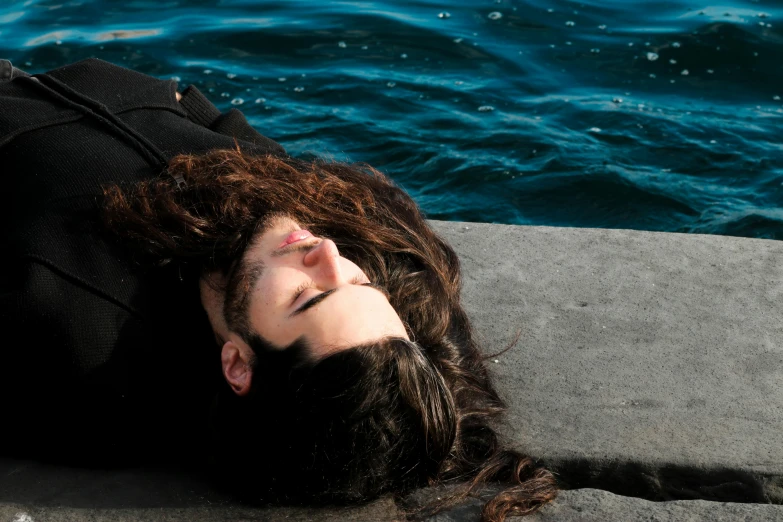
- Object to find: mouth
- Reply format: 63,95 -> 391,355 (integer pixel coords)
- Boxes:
278,230 -> 313,249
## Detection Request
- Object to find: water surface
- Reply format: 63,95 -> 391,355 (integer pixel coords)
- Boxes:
2,0 -> 782,239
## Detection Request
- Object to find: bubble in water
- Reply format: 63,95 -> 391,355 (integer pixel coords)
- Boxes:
707,69 -> 714,74
386,81 -> 396,88
220,92 -> 230,98
455,80 -> 464,85
488,12 -> 503,20
338,41 -> 347,48
230,98 -> 244,105
252,76 -> 259,80
565,20 -> 575,26
628,42 -> 634,46
669,59 -> 677,64
227,73 -> 237,79
588,127 -> 601,133
170,76 -> 181,82
361,45 -> 368,50
710,140 -> 717,144
294,86 -> 304,92
203,69 -> 213,74
670,79 -> 676,83
400,53 -> 408,58
590,48 -> 600,53
550,44 -> 555,48
254,98 -> 266,103
758,12 -> 769,18
478,105 -> 495,112
672,42 -> 681,48
438,12 -> 450,19
613,97 -> 623,103
453,37 -> 463,43
278,77 -> 287,82
681,69 -> 689,75
598,24 -> 606,30
754,52 -> 759,57
55,40 -> 62,45
646,52 -> 659,61
649,73 -> 656,78
566,41 -> 572,45
774,95 -> 781,101
547,8 -> 554,13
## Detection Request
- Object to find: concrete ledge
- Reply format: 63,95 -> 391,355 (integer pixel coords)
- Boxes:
4,481 -> 783,522
3,222 -> 782,519
430,221 -> 783,503
526,489 -> 783,522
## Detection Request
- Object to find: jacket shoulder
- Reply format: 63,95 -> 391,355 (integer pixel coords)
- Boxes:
44,58 -> 185,114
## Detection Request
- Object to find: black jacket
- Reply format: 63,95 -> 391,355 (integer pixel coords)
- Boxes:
0,58 -> 286,464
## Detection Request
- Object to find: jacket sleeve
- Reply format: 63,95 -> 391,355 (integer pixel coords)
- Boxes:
177,84 -> 286,155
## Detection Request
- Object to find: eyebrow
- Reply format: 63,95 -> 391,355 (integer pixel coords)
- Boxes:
289,284 -> 389,318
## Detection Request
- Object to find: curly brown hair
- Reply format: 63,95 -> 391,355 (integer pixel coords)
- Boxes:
101,147 -> 558,521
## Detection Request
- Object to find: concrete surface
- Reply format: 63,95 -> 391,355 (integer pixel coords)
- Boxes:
429,489 -> 783,522
3,479 -> 783,522
431,222 -> 783,504
2,222 -> 782,520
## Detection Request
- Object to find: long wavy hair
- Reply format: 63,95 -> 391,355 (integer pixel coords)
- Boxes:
101,147 -> 558,521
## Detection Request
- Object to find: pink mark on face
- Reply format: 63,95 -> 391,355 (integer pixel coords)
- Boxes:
278,230 -> 313,249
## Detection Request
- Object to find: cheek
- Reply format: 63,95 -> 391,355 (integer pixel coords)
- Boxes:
255,274 -> 289,310
248,277 -> 289,338
341,258 -> 367,278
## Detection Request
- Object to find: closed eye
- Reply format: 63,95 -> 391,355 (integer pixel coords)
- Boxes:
289,276 -> 390,317
291,280 -> 317,304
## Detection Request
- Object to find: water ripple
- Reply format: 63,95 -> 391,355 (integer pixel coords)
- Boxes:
2,0 -> 782,239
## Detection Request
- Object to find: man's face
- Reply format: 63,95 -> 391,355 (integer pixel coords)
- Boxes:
232,215 -> 409,358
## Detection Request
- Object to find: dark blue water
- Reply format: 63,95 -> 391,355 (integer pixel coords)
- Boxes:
2,1 -> 782,239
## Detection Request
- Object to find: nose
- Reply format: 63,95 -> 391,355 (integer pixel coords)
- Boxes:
302,239 -> 344,285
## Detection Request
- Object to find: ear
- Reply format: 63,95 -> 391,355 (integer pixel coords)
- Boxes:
221,339 -> 254,396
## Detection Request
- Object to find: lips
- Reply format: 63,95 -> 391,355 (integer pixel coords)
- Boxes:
278,230 -> 313,249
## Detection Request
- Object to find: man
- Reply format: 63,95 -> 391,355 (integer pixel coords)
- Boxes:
1,59 -> 558,518
0,58 -> 405,463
